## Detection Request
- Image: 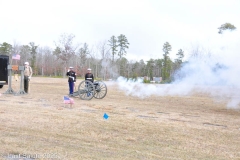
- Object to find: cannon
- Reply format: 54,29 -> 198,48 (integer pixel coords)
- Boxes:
72,80 -> 107,100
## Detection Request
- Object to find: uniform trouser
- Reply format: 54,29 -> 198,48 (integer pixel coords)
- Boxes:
69,82 -> 74,94
86,81 -> 93,97
24,76 -> 29,93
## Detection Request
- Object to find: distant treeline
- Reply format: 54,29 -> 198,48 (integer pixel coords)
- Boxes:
0,33 -> 185,82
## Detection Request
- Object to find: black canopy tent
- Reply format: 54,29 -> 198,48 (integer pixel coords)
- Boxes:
0,55 -> 9,88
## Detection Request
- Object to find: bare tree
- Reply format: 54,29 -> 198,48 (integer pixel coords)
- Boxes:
37,46 -> 53,76
53,33 -> 78,77
96,40 -> 112,80
97,40 -> 111,60
76,43 -> 90,77
19,45 -> 31,65
11,41 -> 21,65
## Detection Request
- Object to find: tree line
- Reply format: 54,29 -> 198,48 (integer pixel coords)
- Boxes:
0,23 -> 236,83
0,38 -> 183,82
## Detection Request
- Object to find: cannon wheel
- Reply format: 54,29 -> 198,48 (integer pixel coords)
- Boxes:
93,81 -> 107,99
78,80 -> 95,100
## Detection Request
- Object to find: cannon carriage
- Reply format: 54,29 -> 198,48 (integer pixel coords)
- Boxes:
72,80 -> 107,100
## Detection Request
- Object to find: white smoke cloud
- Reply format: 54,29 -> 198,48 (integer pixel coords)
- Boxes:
116,30 -> 240,108
101,59 -> 119,80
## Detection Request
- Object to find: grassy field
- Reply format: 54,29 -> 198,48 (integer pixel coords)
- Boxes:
0,77 -> 239,160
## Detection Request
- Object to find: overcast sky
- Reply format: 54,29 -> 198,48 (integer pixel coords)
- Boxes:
0,0 -> 239,61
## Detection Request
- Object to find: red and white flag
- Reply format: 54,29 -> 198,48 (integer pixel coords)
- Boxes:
63,96 -> 74,104
12,54 -> 20,60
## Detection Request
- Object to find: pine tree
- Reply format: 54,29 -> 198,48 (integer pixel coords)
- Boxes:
117,34 -> 129,59
162,42 -> 172,81
0,42 -> 12,55
218,23 -> 236,34
108,36 -> 118,62
29,42 -> 38,75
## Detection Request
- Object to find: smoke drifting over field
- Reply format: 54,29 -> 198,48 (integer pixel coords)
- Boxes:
116,31 -> 240,108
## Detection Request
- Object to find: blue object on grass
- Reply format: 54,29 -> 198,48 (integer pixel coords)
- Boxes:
87,92 -> 91,97
103,113 -> 109,120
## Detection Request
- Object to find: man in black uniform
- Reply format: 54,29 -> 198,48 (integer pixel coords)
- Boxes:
66,66 -> 76,96
85,68 -> 94,83
85,68 -> 94,97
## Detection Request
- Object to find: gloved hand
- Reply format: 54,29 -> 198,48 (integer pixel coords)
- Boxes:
67,69 -> 70,72
28,77 -> 31,81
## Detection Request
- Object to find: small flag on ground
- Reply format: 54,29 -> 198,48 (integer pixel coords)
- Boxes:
12,54 -> 20,60
63,96 -> 74,104
103,113 -> 109,120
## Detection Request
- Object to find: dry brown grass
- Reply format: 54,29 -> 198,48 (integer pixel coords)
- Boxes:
0,77 -> 240,160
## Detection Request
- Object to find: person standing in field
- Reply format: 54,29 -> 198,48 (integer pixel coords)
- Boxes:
24,62 -> 32,93
66,66 -> 76,96
85,68 -> 94,83
85,68 -> 94,97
